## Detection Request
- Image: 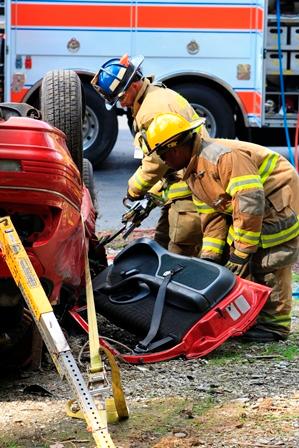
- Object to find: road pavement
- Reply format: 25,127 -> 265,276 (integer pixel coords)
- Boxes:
94,118 -> 160,231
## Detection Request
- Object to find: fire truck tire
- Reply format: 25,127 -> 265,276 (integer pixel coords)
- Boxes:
82,84 -> 118,168
172,83 -> 235,138
83,158 -> 97,207
41,69 -> 83,173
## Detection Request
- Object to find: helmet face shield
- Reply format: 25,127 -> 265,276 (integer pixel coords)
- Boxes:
91,55 -> 144,109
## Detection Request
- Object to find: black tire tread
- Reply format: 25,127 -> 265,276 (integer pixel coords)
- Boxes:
82,158 -> 97,206
82,84 -> 118,167
173,83 -> 235,138
41,70 -> 83,172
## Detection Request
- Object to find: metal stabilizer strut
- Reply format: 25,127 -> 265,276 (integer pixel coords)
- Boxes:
0,216 -> 117,448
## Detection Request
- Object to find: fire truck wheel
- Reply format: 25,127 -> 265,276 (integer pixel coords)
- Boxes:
82,84 -> 118,168
41,69 -> 83,173
173,84 -> 235,138
83,158 -> 97,208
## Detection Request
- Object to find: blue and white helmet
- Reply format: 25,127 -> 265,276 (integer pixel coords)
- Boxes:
91,54 -> 144,109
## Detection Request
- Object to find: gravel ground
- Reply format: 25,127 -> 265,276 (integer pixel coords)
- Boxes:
0,302 -> 298,448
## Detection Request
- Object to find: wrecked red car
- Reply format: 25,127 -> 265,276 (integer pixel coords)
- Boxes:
0,70 -> 98,367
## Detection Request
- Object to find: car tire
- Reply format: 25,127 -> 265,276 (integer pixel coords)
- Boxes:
82,83 -> 118,168
172,83 -> 235,138
40,69 -> 83,173
83,158 -> 97,208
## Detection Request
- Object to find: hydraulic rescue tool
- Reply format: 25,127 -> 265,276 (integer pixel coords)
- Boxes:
98,194 -> 160,246
0,216 -> 128,448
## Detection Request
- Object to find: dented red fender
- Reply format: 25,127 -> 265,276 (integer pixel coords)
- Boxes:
0,117 -> 95,304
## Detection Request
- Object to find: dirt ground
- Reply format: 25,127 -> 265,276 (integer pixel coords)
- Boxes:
1,235 -> 299,448
1,305 -> 299,448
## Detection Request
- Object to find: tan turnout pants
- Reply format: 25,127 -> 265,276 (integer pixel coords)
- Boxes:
250,237 -> 299,337
154,198 -> 202,257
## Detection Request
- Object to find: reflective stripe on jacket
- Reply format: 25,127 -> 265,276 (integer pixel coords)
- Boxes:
184,136 -> 299,259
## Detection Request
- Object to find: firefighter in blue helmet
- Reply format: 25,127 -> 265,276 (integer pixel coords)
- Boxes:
92,54 -> 208,257
91,54 -> 144,109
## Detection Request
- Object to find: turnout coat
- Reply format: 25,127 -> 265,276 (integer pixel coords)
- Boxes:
184,135 -> 299,260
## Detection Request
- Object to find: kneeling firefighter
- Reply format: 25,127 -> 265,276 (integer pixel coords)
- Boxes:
91,54 -> 208,257
139,112 -> 299,343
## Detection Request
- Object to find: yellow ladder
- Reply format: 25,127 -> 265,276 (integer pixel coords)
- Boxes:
0,216 -> 117,448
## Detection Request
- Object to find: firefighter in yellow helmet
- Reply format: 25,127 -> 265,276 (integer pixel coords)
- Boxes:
141,112 -> 299,343
92,54 -> 208,257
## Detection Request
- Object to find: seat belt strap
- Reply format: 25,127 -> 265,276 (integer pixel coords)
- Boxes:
135,265 -> 184,352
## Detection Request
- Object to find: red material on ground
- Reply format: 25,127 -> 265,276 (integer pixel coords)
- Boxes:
70,276 -> 271,364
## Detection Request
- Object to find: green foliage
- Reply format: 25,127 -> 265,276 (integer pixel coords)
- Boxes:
0,442 -> 20,448
191,396 -> 216,416
261,341 -> 299,360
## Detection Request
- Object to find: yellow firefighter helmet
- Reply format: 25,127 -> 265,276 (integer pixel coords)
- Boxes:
143,113 -> 204,155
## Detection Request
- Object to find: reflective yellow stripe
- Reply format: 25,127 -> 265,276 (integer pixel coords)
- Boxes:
192,198 -> 216,214
228,225 -> 260,245
226,175 -> 263,196
226,153 -> 279,197
228,218 -> 299,248
141,140 -> 149,155
164,181 -> 192,201
202,237 -> 225,254
176,94 -> 190,108
132,172 -> 152,192
193,112 -> 203,134
258,152 -> 279,184
227,231 -> 233,245
260,219 -> 299,248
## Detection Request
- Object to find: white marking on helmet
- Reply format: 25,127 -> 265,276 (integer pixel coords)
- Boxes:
109,67 -> 126,92
109,78 -> 120,92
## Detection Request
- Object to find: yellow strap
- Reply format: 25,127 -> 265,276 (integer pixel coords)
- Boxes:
100,345 -> 129,420
84,232 -> 129,421
85,251 -> 103,373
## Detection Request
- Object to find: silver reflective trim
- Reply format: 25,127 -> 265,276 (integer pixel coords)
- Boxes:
235,295 -> 251,314
225,303 -> 241,321
239,190 -> 265,215
201,140 -> 231,164
40,312 -> 70,353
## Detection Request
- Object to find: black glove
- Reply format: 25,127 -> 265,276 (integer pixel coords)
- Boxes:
225,250 -> 250,277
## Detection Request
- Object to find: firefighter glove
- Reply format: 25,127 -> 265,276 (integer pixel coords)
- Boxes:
126,189 -> 143,202
225,249 -> 250,277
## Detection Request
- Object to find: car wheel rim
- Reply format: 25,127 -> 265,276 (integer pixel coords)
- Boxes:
192,103 -> 217,137
82,105 -> 100,151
